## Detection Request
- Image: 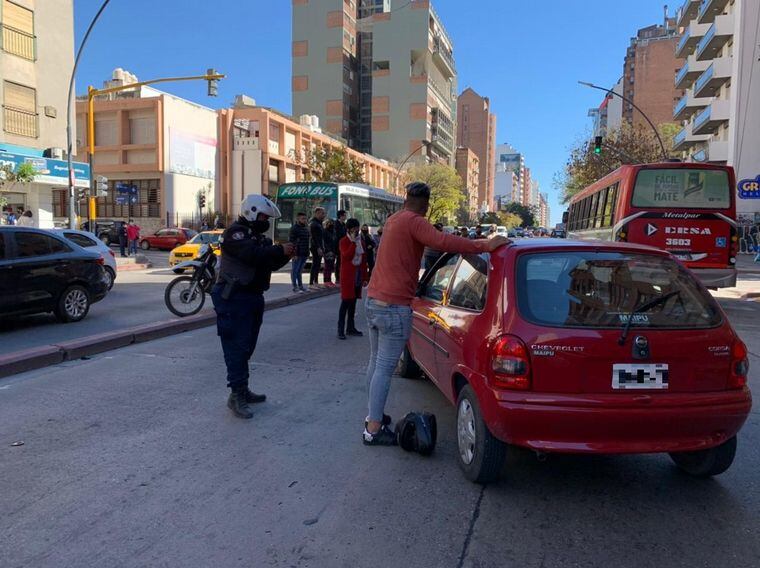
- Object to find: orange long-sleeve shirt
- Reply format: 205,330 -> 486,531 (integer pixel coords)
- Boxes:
367,210 -> 492,305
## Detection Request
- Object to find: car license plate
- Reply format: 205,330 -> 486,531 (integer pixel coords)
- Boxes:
612,363 -> 669,390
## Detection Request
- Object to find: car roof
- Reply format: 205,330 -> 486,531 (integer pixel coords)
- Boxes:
497,238 -> 669,257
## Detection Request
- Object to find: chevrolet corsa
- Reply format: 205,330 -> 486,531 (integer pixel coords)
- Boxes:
400,240 -> 751,483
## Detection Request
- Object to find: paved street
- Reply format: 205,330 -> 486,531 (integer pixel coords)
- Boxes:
2,290 -> 759,568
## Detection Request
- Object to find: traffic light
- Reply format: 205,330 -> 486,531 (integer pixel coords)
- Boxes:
96,175 -> 108,198
593,136 -> 603,155
198,193 -> 206,209
207,68 -> 218,97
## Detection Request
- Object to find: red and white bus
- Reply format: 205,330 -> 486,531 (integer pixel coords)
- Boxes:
565,162 -> 738,288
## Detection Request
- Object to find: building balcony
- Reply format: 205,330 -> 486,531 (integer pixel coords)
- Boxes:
673,121 -> 711,151
696,14 -> 733,60
698,0 -> 731,24
693,56 -> 732,97
705,139 -> 729,161
677,0 -> 702,27
427,77 -> 453,106
0,24 -> 36,60
692,99 -> 730,134
2,106 -> 38,138
673,91 -> 711,120
675,54 -> 710,89
431,36 -> 455,79
676,21 -> 710,57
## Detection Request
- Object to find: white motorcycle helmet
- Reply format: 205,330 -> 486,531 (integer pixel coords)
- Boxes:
240,194 -> 281,222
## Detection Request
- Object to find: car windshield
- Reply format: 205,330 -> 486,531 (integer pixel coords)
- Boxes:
632,168 -> 731,209
190,232 -> 221,245
516,251 -> 721,329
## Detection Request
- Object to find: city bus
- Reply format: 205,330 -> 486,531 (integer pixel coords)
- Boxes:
565,162 -> 738,288
273,182 -> 404,243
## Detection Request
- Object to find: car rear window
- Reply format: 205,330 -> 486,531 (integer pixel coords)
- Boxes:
516,251 -> 721,329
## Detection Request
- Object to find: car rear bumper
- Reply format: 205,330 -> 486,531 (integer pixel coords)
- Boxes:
691,267 -> 737,288
484,388 -> 752,454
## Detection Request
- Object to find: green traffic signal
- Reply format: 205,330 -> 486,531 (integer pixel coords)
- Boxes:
593,136 -> 603,155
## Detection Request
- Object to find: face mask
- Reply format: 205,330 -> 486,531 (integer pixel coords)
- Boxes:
251,219 -> 270,233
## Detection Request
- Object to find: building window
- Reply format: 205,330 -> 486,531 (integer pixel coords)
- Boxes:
3,80 -> 37,138
97,179 -> 161,219
1,0 -> 35,60
372,61 -> 390,71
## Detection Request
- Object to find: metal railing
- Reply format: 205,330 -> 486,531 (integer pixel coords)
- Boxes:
694,62 -> 715,94
694,105 -> 712,131
2,105 -> 38,137
1,24 -> 35,60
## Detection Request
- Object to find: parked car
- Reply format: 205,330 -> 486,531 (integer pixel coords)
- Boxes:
53,228 -> 117,290
550,229 -> 566,239
401,239 -> 751,483
0,227 -> 109,322
94,220 -> 123,246
169,230 -> 223,267
140,228 -> 197,251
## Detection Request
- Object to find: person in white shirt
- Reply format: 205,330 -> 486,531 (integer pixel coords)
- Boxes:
15,210 -> 34,227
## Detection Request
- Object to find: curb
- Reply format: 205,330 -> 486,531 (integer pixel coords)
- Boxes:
0,286 -> 339,379
116,263 -> 152,272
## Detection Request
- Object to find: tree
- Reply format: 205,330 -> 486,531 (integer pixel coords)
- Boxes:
501,202 -> 537,227
294,145 -> 366,183
0,162 -> 36,209
478,211 -> 522,229
403,163 -> 464,224
555,122 -> 678,203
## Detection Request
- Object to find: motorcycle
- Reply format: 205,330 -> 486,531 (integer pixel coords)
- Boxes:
164,243 -> 218,317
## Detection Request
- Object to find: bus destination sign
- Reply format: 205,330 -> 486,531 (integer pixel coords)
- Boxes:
277,183 -> 337,199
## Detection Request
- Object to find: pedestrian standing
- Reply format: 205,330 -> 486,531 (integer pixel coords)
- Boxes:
360,224 -> 376,277
117,221 -> 128,257
4,207 -> 16,225
211,195 -> 294,419
323,218 -> 337,286
15,210 -> 34,227
126,219 -> 141,256
288,212 -> 310,293
362,182 -> 509,445
334,210 -> 347,283
423,223 -> 444,270
338,218 -> 367,340
309,207 -> 326,287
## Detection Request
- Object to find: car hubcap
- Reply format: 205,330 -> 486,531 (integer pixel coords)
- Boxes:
104,270 -> 113,288
65,290 -> 87,318
457,399 -> 476,465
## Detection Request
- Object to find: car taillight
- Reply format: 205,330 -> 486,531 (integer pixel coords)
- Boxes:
109,250 -> 115,258
491,335 -> 531,390
729,340 -> 749,389
96,256 -> 105,265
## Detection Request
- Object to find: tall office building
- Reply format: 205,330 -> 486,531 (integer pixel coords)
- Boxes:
623,16 -> 685,129
494,143 -> 526,207
456,88 -> 496,211
292,0 -> 458,165
673,0 -> 760,222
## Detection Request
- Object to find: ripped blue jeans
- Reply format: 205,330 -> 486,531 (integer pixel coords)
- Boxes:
364,298 -> 413,423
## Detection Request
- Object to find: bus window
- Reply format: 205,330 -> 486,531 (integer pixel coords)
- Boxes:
589,191 -> 600,229
603,183 -> 618,226
595,189 -> 607,228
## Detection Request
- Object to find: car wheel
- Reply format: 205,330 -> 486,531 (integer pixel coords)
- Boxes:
669,436 -> 737,477
140,240 -> 150,250
55,285 -> 91,323
456,385 -> 507,484
398,344 -> 423,379
104,267 -> 116,291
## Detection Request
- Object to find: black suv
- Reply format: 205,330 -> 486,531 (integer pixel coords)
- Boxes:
0,227 -> 109,322
94,220 -> 125,246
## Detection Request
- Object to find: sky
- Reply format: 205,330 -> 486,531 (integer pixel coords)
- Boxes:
73,0 -> 678,226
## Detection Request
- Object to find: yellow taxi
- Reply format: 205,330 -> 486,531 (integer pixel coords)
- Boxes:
169,230 -> 223,267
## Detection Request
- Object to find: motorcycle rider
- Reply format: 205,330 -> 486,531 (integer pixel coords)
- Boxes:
212,194 -> 294,419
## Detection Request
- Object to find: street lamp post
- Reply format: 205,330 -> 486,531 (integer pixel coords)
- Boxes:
578,80 -> 668,161
394,139 -> 431,190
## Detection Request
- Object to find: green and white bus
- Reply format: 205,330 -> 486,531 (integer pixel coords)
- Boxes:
273,182 -> 404,243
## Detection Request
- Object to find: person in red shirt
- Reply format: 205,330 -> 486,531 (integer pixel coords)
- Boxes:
362,182 -> 509,445
126,219 -> 141,256
337,218 -> 368,340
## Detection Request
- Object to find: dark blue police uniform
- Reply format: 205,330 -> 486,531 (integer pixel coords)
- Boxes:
211,218 -> 289,399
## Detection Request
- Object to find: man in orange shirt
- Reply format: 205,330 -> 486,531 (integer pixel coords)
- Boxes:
363,182 -> 509,445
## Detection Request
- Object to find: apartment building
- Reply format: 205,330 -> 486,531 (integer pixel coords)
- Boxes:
292,0 -> 458,165
623,17 -> 685,129
454,146 -> 479,222
538,192 -> 550,228
73,71 -> 218,232
1,0 -> 90,228
673,0 -> 760,222
217,100 -> 397,217
456,87 -> 496,211
494,143 -> 525,207
523,168 -> 533,208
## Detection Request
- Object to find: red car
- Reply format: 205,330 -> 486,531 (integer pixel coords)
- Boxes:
401,240 -> 751,483
139,228 -> 197,251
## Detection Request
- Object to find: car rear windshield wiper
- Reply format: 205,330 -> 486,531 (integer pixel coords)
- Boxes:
618,290 -> 681,346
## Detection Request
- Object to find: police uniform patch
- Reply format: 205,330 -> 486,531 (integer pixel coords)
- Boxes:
231,231 -> 245,240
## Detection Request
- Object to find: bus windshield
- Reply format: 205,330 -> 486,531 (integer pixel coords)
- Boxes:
631,168 -> 731,210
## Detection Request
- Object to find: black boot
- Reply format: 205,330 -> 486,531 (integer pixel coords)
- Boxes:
347,327 -> 363,337
338,327 -> 347,340
245,389 -> 266,404
227,388 -> 253,419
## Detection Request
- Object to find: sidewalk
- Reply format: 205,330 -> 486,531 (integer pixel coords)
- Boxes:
737,253 -> 760,274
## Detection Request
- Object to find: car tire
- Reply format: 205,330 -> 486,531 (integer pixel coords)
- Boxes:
104,267 -> 116,291
456,385 -> 507,485
669,436 -> 737,477
398,344 -> 423,379
140,240 -> 150,250
55,285 -> 91,323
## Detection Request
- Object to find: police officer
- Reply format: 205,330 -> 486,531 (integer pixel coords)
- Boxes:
212,194 -> 294,419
